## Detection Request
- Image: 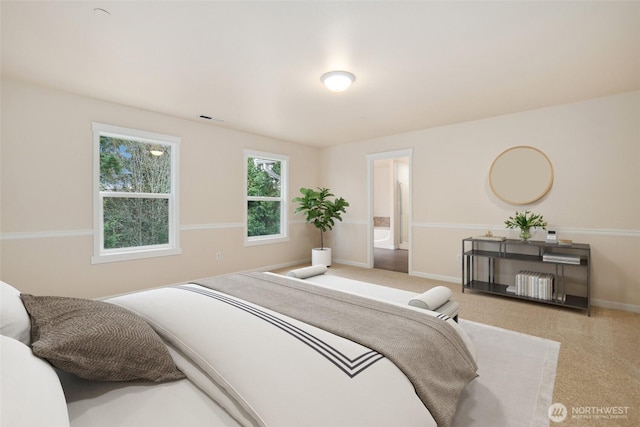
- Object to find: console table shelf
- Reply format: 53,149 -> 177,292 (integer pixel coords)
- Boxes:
462,237 -> 590,315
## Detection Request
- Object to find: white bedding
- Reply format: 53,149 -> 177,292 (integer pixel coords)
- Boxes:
4,274 -> 476,427
60,371 -> 241,427
293,272 -> 419,304
108,283 -> 438,427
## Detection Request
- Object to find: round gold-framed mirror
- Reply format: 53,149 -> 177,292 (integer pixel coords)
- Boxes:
489,146 -> 554,205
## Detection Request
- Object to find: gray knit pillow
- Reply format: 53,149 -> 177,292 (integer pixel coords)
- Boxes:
20,294 -> 185,382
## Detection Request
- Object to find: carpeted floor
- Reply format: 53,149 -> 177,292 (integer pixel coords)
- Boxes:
273,264 -> 640,427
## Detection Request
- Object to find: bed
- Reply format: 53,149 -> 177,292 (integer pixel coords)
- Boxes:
1,271 -> 477,427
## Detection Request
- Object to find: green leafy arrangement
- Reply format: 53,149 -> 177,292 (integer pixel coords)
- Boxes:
292,187 -> 349,249
504,210 -> 548,230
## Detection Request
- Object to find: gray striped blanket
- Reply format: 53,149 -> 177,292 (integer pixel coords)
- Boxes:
196,272 -> 477,427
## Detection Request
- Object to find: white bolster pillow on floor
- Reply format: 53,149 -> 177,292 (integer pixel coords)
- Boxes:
286,265 -> 328,279
408,286 -> 452,310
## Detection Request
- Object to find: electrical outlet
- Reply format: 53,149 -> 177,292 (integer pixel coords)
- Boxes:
456,253 -> 462,262
216,252 -> 222,261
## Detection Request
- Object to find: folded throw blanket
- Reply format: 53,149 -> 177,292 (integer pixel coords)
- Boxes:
196,272 -> 477,427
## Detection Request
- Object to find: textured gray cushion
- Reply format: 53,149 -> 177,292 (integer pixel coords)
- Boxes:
20,294 -> 185,383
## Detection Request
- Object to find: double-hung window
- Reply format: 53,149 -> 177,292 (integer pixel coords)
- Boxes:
92,123 -> 181,263
244,150 -> 289,245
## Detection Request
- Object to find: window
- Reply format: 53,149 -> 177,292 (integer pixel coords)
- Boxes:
244,150 -> 289,245
92,123 -> 180,263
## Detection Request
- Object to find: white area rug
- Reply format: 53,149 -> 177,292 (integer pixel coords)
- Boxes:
453,320 -> 560,427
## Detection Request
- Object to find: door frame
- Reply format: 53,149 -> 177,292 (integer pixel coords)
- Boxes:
366,149 -> 413,271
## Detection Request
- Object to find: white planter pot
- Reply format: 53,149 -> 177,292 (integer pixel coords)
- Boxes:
312,248 -> 332,267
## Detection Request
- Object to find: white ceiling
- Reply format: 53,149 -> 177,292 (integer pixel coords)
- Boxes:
2,1 -> 639,147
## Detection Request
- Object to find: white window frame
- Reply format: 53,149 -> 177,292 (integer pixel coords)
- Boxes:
244,150 -> 289,246
91,122 -> 181,264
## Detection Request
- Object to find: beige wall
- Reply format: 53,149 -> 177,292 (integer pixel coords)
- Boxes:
2,79 -> 639,311
0,79 -> 320,298
373,160 -> 392,218
322,91 -> 640,311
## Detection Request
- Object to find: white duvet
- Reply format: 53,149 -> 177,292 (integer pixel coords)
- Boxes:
108,283 -> 440,427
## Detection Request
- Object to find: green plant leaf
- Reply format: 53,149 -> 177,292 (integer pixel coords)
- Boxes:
291,187 -> 349,249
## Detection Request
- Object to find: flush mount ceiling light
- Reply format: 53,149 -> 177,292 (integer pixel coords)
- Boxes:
321,70 -> 355,92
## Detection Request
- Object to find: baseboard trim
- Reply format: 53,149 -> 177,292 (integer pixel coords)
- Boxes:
333,258 -> 369,269
591,298 -> 640,314
410,271 -> 459,284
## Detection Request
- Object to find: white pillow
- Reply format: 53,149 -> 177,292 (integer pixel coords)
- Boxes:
408,286 -> 452,311
0,335 -> 70,427
286,264 -> 328,279
0,281 -> 31,345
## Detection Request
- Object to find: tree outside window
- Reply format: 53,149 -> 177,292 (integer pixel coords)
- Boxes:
100,137 -> 171,248
92,123 -> 180,263
245,151 -> 288,244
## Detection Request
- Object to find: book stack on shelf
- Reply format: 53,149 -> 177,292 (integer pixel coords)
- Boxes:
542,253 -> 581,265
511,271 -> 557,301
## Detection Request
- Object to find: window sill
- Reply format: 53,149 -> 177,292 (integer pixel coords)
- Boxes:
91,248 -> 182,264
244,235 -> 290,247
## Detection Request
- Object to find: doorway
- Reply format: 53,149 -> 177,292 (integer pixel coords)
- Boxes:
367,150 -> 412,273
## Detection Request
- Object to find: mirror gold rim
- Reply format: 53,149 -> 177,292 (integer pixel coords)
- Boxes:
489,146 -> 554,205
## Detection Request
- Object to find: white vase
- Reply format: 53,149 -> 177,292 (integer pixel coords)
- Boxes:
312,248 -> 332,267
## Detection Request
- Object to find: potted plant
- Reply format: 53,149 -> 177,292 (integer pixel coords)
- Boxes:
292,187 -> 349,266
504,210 -> 548,241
